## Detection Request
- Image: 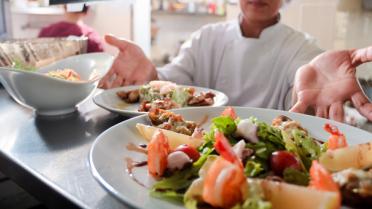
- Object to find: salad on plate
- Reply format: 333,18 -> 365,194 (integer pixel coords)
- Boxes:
125,107 -> 372,209
116,81 -> 216,112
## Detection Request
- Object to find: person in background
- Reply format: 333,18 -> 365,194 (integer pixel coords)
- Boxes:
38,5 -> 104,53
99,0 -> 372,122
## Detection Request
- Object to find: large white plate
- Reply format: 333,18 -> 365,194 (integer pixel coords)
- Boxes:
89,107 -> 372,209
93,85 -> 229,117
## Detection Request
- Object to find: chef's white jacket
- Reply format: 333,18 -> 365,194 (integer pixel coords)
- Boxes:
157,19 -> 323,110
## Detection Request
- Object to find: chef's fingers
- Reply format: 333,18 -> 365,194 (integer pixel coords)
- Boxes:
123,79 -> 136,86
105,34 -> 134,52
351,47 -> 372,67
351,91 -> 369,108
289,100 -> 309,114
315,106 -> 329,118
329,102 -> 344,122
134,80 -> 145,85
352,92 -> 372,120
111,74 -> 125,88
98,68 -> 115,89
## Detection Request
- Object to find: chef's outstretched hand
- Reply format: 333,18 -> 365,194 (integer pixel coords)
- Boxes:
98,35 -> 158,89
290,47 -> 372,122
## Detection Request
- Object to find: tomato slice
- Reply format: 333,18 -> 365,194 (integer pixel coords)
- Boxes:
221,106 -> 237,119
174,144 -> 200,162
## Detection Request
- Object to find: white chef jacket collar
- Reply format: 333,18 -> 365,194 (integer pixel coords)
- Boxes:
233,13 -> 282,41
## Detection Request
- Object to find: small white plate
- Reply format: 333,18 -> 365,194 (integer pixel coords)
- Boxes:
89,106 -> 372,209
93,85 -> 229,117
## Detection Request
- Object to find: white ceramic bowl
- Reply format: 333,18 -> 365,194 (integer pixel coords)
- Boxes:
0,53 -> 113,116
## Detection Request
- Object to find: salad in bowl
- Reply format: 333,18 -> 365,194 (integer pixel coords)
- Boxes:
0,53 -> 113,116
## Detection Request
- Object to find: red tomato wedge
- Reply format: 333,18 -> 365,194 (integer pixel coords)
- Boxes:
174,144 -> 200,162
221,106 -> 237,119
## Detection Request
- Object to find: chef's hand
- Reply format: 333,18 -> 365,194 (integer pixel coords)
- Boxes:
290,47 -> 372,122
98,35 -> 158,89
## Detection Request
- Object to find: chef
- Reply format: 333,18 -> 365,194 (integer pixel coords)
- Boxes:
99,0 -> 372,122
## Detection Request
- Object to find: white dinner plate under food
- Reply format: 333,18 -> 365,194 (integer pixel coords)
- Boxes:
93,85 -> 229,117
89,106 -> 372,209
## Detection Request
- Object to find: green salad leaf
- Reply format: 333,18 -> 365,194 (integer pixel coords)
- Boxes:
150,190 -> 184,203
244,158 -> 266,177
200,115 -> 240,150
151,148 -> 214,203
283,167 -> 309,186
292,129 -> 321,170
232,180 -> 272,209
232,198 -> 272,209
184,198 -> 198,209
242,117 -> 286,177
251,117 -> 285,149
212,116 -> 237,136
11,60 -> 36,72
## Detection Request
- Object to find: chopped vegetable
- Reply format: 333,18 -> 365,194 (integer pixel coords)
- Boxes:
232,180 -> 272,209
270,151 -> 302,176
283,168 -> 309,186
11,60 -> 36,72
221,106 -> 237,119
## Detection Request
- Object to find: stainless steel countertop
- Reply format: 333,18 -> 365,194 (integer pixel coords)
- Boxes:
1,86 -> 372,209
0,87 -> 132,209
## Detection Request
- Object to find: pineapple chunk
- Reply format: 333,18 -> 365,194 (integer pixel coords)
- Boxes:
135,123 -> 204,149
258,180 -> 339,209
319,142 -> 372,172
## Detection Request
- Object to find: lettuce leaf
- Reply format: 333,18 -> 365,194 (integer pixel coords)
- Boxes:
283,167 -> 309,186
200,116 -> 239,150
151,148 -> 214,203
292,129 -> 321,170
150,189 -> 184,203
232,179 -> 272,209
184,198 -> 198,209
212,116 -> 237,136
250,117 -> 284,149
232,198 -> 272,209
241,117 -> 286,177
12,60 -> 36,72
244,159 -> 266,177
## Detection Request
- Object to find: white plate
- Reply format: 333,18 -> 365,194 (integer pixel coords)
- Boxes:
89,107 -> 372,209
93,85 -> 229,117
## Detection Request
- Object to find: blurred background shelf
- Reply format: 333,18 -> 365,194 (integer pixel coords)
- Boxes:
152,10 -> 225,17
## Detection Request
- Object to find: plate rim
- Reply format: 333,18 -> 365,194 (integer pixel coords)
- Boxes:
93,85 -> 229,116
